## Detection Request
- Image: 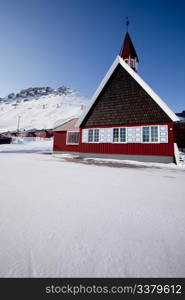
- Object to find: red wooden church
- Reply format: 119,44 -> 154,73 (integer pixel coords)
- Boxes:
53,28 -> 180,163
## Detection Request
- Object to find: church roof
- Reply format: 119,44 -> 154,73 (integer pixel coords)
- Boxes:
53,118 -> 79,131
77,56 -> 179,126
120,32 -> 139,62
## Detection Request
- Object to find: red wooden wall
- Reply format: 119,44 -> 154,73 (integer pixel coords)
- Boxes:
53,122 -> 174,157
53,131 -> 80,152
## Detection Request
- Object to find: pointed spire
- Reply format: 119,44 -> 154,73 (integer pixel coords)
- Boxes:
120,32 -> 139,62
119,19 -> 139,72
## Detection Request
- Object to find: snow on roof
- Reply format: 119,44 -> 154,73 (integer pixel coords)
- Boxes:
78,56 -> 179,126
53,118 -> 79,131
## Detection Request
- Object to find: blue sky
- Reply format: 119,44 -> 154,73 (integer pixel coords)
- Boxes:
0,0 -> 184,112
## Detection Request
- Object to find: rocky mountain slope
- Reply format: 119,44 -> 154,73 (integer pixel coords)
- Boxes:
0,86 -> 87,132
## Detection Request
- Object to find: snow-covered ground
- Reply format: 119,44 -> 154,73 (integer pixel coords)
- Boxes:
0,137 -> 53,153
0,141 -> 185,277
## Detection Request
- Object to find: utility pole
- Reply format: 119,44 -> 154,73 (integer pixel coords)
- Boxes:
17,115 -> 21,133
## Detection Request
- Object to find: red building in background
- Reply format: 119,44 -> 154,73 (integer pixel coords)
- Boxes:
53,29 -> 180,163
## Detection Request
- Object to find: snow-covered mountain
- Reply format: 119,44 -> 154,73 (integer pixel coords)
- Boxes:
0,86 -> 88,132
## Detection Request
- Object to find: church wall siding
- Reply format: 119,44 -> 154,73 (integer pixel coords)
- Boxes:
79,122 -> 174,157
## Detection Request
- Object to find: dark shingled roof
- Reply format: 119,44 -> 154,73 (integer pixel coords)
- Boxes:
120,32 -> 139,62
81,64 -> 172,127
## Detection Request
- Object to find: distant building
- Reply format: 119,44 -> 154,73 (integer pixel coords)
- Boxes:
2,129 -> 54,138
174,111 -> 185,150
176,110 -> 185,120
26,129 -> 53,138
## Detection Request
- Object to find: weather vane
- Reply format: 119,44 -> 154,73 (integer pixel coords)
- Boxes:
126,17 -> 130,31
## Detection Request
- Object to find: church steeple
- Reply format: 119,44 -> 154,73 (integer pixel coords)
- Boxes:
119,19 -> 139,72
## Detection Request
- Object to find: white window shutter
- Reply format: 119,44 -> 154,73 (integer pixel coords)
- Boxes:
100,128 -> 105,142
127,127 -> 141,143
159,125 -> 168,143
100,128 -> 113,143
105,128 -> 113,142
82,129 -> 88,143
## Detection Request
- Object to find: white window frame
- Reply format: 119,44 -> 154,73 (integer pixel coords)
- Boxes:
112,127 -> 127,143
83,125 -> 166,144
142,125 -> 160,143
87,128 -> 100,143
66,130 -> 80,145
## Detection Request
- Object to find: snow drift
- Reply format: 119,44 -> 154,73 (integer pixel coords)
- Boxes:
0,149 -> 185,277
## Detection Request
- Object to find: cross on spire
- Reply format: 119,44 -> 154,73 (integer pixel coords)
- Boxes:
126,17 -> 130,32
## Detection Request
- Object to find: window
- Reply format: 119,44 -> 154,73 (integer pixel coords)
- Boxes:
88,129 -> 99,143
94,129 -> 99,142
151,126 -> 158,142
130,59 -> 135,69
113,128 -> 119,142
143,126 -> 150,142
142,126 -> 158,143
88,129 -> 93,142
67,131 -> 79,144
113,127 -> 126,143
120,128 -> 126,142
